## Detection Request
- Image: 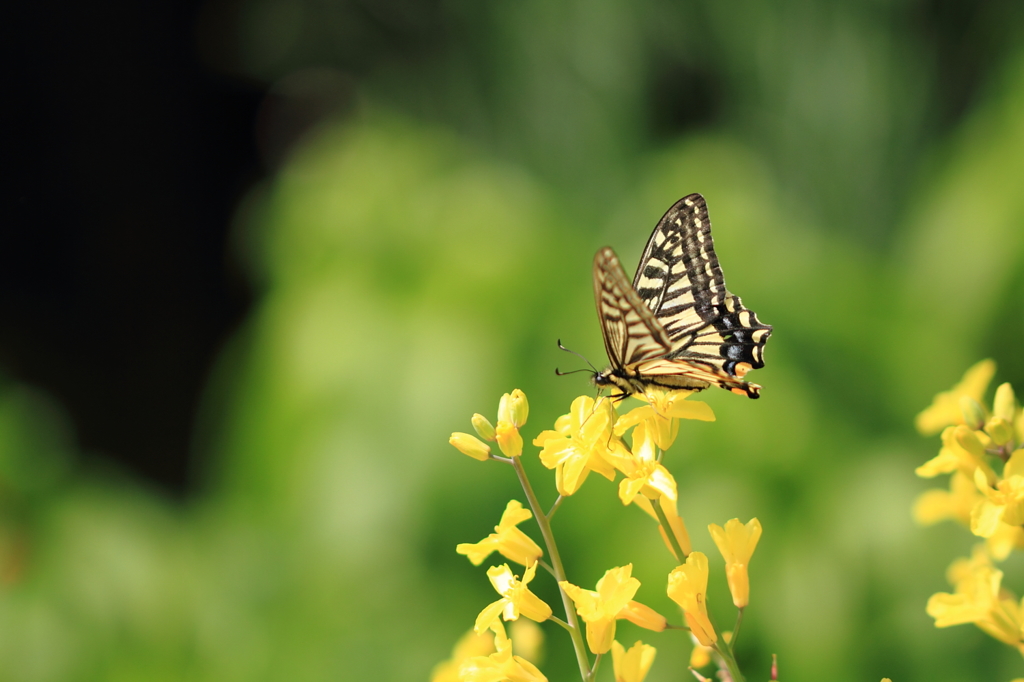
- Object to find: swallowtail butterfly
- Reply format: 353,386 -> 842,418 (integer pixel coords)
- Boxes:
592,193 -> 772,398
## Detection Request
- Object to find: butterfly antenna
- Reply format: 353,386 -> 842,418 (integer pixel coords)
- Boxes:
554,367 -> 594,377
555,339 -> 598,374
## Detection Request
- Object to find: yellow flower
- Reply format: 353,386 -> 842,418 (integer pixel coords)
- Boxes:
632,495 -> 692,558
496,421 -> 524,458
455,390 -> 529,460
475,563 -> 552,634
560,564 -> 667,654
460,621 -> 548,682
688,633 -> 713,669
687,632 -> 732,670
972,450 -> 1024,537
708,518 -> 762,608
927,547 -> 1024,647
915,425 -> 994,481
611,640 -> 656,682
667,551 -> 717,646
430,629 -> 496,682
913,471 -> 982,527
490,389 -> 529,457
617,421 -> 679,506
986,416 -> 1016,448
986,522 -> 1024,561
916,359 -> 996,436
451,432 -> 492,461
534,396 -> 619,496
509,618 -> 544,666
457,500 -> 543,567
615,388 -> 715,450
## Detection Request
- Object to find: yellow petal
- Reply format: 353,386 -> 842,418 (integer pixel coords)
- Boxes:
725,562 -> 751,608
509,618 -> 544,666
688,639 -> 712,669
532,429 -> 563,448
708,518 -> 759,607
516,587 -> 553,623
960,396 -> 987,430
430,629 -> 495,682
987,523 -> 1024,561
619,600 -> 668,631
498,500 -> 533,528
971,498 -> 1004,538
916,359 -> 996,436
708,518 -> 762,565
559,581 -> 602,622
1005,450 -> 1024,479
457,538 -> 500,566
986,417 -> 1015,446
496,421 -> 524,458
662,397 -> 715,422
683,610 -> 717,647
475,598 -> 509,634
584,617 -> 616,654
611,640 -> 657,682
595,565 -> 641,617
667,552 -> 717,646
498,528 -> 543,567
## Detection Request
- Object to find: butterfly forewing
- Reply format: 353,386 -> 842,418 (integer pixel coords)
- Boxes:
632,194 -> 771,378
593,247 -> 671,370
594,193 -> 772,398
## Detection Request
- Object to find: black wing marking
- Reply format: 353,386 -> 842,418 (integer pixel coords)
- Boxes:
630,193 -> 772,378
593,247 -> 671,371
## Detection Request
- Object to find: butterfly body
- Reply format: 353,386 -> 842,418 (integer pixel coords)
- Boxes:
592,194 -> 771,399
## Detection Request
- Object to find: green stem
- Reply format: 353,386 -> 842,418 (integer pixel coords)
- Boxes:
712,640 -> 745,682
732,607 -> 745,646
547,495 -> 565,519
511,456 -> 591,680
651,498 -> 688,562
547,615 -> 571,632
588,652 -> 603,682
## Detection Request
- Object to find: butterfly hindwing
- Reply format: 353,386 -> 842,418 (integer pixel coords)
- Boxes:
594,193 -> 772,398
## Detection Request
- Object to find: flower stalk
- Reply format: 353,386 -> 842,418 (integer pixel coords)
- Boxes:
510,455 -> 591,679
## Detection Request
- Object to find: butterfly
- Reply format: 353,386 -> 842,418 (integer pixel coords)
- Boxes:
592,193 -> 772,398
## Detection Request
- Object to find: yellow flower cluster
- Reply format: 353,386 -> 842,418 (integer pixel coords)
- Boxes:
915,360 -> 1024,655
440,388 -> 764,682
451,389 -> 530,461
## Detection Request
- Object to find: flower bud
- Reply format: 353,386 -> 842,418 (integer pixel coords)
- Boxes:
985,417 -> 1014,446
954,424 -> 986,457
959,396 -> 986,429
450,432 -> 491,461
994,383 -> 1017,423
472,413 -> 496,441
498,389 -> 529,428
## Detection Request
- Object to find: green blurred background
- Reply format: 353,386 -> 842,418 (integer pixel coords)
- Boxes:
5,1 -> 1024,680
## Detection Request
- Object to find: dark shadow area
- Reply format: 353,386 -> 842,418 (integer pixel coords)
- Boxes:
2,1 -> 263,494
